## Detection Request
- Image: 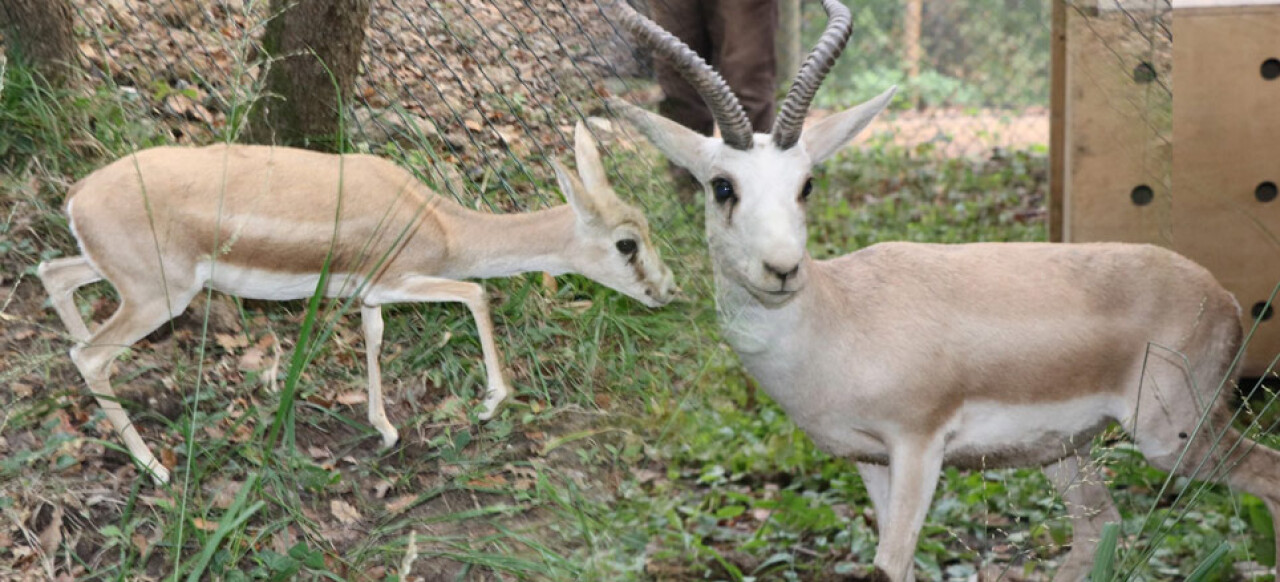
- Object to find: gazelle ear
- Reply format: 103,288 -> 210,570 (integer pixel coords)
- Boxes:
608,97 -> 713,179
573,121 -> 610,195
551,159 -> 602,226
801,86 -> 897,164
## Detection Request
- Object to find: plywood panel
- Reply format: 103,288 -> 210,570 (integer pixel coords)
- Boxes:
1063,7 -> 1172,245
1173,5 -> 1280,377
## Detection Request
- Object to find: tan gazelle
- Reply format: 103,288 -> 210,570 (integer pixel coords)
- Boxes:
608,1 -> 1280,579
38,121 -> 675,484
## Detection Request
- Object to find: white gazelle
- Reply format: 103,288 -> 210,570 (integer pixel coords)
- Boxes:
38,122 -> 675,485
610,1 -> 1280,580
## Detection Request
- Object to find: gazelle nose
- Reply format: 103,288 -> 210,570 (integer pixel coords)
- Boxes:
764,262 -> 800,281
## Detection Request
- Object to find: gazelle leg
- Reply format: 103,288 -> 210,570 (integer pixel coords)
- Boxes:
873,437 -> 945,582
857,461 -> 892,531
1042,449 -> 1120,582
360,304 -> 399,448
365,276 -> 511,422
37,256 -> 103,342
72,292 -> 194,485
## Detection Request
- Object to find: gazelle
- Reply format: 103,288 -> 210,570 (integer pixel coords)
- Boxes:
609,1 -> 1280,579
38,122 -> 675,485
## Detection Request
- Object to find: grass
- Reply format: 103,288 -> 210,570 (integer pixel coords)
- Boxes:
1,59 -> 1277,582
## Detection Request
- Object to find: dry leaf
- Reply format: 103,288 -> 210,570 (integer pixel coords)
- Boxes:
192,517 -> 218,532
308,446 -> 332,460
466,473 -> 508,488
214,333 -> 249,352
131,533 -> 149,554
11,383 -> 33,398
237,346 -> 266,371
385,495 -> 416,515
37,506 -> 63,555
631,468 -> 662,485
208,479 -> 243,510
540,272 -> 558,293
160,447 -> 178,469
330,499 -> 361,525
336,391 -> 367,405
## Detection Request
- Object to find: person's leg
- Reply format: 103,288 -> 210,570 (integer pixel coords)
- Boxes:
709,0 -> 778,132
651,0 -> 716,136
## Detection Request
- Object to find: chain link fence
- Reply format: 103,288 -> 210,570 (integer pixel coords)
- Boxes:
63,0 -> 1074,201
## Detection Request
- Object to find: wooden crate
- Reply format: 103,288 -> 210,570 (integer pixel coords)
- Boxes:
1052,0 -> 1280,376
1056,1 -> 1172,245
1172,0 -> 1280,377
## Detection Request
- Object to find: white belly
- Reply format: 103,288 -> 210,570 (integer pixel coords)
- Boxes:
942,395 -> 1121,468
203,263 -> 367,301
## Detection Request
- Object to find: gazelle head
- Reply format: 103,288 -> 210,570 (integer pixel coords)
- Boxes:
609,0 -> 895,306
553,121 -> 676,308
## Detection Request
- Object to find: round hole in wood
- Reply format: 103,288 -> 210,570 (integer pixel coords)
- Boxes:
1257,181 -> 1278,203
1130,185 -> 1154,206
1133,62 -> 1157,84
1253,301 -> 1275,322
1263,58 -> 1280,80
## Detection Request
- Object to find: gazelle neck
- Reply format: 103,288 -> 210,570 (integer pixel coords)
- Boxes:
436,204 -> 578,280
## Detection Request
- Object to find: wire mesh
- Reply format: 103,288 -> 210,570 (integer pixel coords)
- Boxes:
64,0 -> 1074,207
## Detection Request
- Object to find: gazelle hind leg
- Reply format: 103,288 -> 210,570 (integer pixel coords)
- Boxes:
72,289 -> 197,484
1043,450 -> 1121,582
1160,427 -> 1280,573
37,256 -> 103,342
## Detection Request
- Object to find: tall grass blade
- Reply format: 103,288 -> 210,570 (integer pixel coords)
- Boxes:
1090,522 -> 1121,582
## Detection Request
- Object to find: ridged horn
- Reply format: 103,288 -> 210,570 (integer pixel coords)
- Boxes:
610,1 -> 755,150
772,0 -> 854,150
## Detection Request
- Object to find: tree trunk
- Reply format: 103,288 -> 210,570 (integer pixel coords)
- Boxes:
903,0 -> 923,108
0,0 -> 79,86
247,0 -> 371,150
776,0 -> 801,87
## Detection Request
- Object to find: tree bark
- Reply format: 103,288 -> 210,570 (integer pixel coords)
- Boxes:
247,0 -> 372,150
0,0 -> 79,86
776,0 -> 801,87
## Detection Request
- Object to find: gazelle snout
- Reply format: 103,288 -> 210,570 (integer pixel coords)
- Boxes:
642,264 -> 678,307
764,261 -> 800,282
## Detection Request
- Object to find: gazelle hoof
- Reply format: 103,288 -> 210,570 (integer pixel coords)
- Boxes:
145,461 -> 171,485
380,428 -> 400,449
477,388 -> 508,421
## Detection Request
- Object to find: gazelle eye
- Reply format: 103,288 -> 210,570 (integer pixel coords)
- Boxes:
616,239 -> 638,255
800,178 -> 813,200
711,177 -> 736,204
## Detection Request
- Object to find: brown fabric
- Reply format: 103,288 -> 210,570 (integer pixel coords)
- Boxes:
650,0 -> 778,136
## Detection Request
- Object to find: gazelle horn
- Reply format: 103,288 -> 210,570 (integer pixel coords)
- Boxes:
610,1 -> 755,150
772,0 -> 854,150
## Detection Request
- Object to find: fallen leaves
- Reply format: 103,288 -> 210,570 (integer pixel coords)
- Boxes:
336,391 -> 367,405
329,500 -> 361,525
385,495 -> 417,515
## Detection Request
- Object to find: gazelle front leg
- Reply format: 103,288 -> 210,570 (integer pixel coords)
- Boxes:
873,436 -> 946,582
364,276 -> 511,423
857,461 -> 892,530
360,304 -> 399,448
